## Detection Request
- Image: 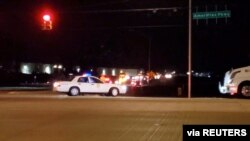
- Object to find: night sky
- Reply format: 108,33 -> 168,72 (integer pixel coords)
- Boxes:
0,0 -> 249,73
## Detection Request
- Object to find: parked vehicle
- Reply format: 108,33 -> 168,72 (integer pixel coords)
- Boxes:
219,66 -> 250,97
53,75 -> 127,96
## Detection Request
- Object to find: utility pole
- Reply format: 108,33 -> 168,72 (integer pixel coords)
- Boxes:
188,0 -> 192,98
148,37 -> 151,71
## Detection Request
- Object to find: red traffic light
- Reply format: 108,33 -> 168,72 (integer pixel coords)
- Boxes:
43,14 -> 51,21
36,6 -> 56,30
42,14 -> 52,30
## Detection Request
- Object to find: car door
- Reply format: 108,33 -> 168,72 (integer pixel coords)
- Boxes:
88,77 -> 109,93
77,77 -> 93,93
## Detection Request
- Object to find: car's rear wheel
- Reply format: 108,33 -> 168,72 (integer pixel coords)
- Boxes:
109,88 -> 119,97
239,83 -> 250,97
68,87 -> 80,96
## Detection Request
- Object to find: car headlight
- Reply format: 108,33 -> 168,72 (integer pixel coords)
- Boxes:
53,82 -> 60,87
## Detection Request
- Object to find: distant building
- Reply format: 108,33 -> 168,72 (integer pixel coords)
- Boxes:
19,63 -> 142,77
20,63 -> 63,74
97,67 -> 142,77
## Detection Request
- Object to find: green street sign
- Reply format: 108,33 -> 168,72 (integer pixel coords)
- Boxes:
193,10 -> 231,19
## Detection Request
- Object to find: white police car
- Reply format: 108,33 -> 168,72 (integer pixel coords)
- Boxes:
53,75 -> 127,96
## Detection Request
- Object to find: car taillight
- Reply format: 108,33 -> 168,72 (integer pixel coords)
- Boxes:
229,84 -> 237,95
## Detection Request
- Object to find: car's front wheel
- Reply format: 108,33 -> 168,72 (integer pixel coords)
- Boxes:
109,88 -> 119,97
68,87 -> 80,96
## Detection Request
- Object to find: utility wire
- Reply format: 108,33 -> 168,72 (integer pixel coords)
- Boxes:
61,6 -> 185,14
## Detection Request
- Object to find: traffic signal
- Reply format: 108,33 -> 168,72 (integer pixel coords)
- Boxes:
42,14 -> 52,30
43,14 -> 51,21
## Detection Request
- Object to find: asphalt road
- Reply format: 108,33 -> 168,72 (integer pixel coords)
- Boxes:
0,91 -> 250,141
